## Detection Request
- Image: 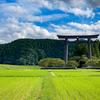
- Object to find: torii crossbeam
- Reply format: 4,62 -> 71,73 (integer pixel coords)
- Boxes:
57,34 -> 99,63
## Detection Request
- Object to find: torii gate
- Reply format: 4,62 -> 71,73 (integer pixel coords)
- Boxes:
57,34 -> 99,63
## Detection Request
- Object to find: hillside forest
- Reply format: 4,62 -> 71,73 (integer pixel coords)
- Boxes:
0,39 -> 99,65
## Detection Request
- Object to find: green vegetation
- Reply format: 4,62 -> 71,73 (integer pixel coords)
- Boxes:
0,39 -> 100,66
0,39 -> 75,65
85,59 -> 100,67
0,65 -> 100,100
66,60 -> 79,67
68,55 -> 100,67
79,55 -> 88,67
52,77 -> 100,100
0,64 -> 40,70
38,58 -> 65,67
73,40 -> 100,58
67,55 -> 88,67
71,41 -> 100,67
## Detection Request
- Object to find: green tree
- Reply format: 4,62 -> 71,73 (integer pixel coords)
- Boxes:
79,55 -> 88,67
16,49 -> 38,65
38,58 -> 51,67
48,58 -> 65,67
16,58 -> 26,65
96,60 -> 100,67
70,56 -> 81,62
94,43 -> 100,58
38,58 -> 65,67
37,49 -> 46,60
73,44 -> 88,57
85,59 -> 98,67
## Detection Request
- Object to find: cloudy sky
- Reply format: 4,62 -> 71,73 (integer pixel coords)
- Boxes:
0,0 -> 100,44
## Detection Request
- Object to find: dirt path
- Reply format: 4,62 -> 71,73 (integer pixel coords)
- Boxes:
49,69 -> 56,76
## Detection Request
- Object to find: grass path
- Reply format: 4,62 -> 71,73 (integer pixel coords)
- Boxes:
49,69 -> 56,76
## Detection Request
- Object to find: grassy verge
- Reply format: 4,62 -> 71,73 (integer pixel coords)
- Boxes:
0,64 -> 40,70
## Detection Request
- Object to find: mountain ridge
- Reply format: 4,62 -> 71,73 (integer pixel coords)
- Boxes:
0,38 -> 75,65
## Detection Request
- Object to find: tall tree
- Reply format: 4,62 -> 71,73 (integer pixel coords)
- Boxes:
73,44 -> 88,57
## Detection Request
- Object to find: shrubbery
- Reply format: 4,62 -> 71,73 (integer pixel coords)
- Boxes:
85,59 -> 100,67
38,58 -> 65,67
69,55 -> 88,67
38,58 -> 51,67
70,56 -> 81,62
39,55 -> 100,68
96,60 -> 100,67
69,55 -> 100,67
79,55 -> 88,67
66,61 -> 79,67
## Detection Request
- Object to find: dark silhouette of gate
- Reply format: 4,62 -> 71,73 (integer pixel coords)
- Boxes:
57,34 -> 99,63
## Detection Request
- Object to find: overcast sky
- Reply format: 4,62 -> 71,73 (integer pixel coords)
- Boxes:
0,0 -> 100,44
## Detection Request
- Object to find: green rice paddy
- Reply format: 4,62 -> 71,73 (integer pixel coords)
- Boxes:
0,64 -> 100,100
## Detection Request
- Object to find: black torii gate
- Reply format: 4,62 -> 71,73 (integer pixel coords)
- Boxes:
57,34 -> 99,63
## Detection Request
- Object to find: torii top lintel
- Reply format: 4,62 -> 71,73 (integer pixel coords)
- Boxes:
57,34 -> 99,39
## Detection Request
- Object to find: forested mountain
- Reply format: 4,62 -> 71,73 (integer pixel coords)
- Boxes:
0,39 -> 75,65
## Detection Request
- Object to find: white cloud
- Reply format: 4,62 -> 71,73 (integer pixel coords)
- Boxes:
50,24 -> 61,28
47,0 -> 100,8
49,23 -> 100,40
66,7 -> 95,18
97,12 -> 100,15
56,28 -> 100,40
68,22 -> 92,30
0,18 -> 57,43
0,0 -> 100,43
19,0 -> 87,9
1,0 -> 96,19
55,28 -> 87,36
18,0 -> 95,18
30,0 -> 95,18
50,23 -> 87,35
17,0 -> 42,14
27,14 -> 68,22
44,0 -> 87,8
68,21 -> 100,32
4,5 -> 28,15
0,18 -> 100,44
42,14 -> 68,22
27,15 -> 43,22
50,24 -> 71,29
18,0 -> 53,11
27,0 -> 53,9
7,17 -> 19,24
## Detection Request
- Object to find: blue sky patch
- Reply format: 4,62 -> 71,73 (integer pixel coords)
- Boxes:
5,0 -> 17,3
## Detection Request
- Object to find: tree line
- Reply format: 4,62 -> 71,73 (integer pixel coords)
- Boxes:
0,38 -> 100,65
0,39 -> 75,65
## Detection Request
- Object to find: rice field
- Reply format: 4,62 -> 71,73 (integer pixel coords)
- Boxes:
0,65 -> 100,100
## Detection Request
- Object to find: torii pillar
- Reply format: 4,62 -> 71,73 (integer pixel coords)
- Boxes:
57,34 -> 99,63
65,38 -> 68,63
88,38 -> 91,60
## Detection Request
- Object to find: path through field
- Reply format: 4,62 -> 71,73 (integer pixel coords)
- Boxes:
49,69 -> 56,76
